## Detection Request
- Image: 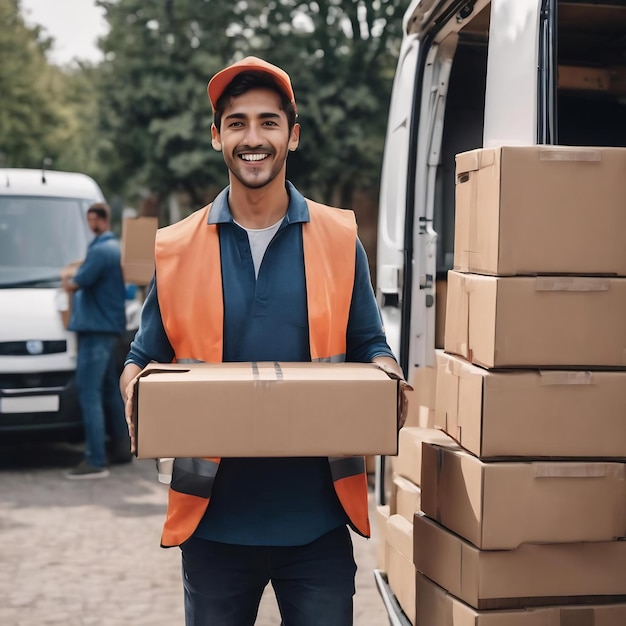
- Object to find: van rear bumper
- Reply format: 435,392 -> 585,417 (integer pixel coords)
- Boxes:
373,569 -> 413,626
0,334 -> 134,440
0,375 -> 82,436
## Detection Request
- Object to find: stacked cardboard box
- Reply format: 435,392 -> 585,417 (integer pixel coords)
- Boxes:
374,356 -> 446,623
370,359 -> 437,507
120,216 -> 158,286
379,426 -> 455,625
414,145 -> 626,623
132,362 -> 399,458
372,351 -> 450,622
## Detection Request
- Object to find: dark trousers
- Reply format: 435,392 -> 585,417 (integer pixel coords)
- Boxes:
181,525 -> 357,626
75,332 -> 128,467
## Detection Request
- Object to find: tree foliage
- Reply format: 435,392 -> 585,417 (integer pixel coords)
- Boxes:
95,0 -> 254,207
243,0 -> 404,204
0,0 -> 61,167
0,0 -> 104,176
5,0 -> 404,218
94,0 -> 403,211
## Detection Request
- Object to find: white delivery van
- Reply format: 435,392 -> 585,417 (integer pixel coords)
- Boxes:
0,168 -> 141,441
374,0 -> 626,622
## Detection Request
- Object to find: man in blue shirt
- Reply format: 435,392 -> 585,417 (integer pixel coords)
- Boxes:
120,58 -> 408,625
63,202 -> 131,479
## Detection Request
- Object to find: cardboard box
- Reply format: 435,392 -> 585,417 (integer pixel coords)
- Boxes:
375,505 -> 390,571
132,362 -> 399,459
413,512 -> 626,610
444,270 -> 626,368
55,288 -> 72,329
421,441 -> 626,550
417,573 -> 626,626
436,279 -> 448,349
454,146 -> 626,276
57,260 -> 83,328
435,351 -> 626,459
393,427 -> 456,487
558,65 -> 613,92
404,365 -> 437,428
121,216 -> 158,285
390,473 -> 422,523
414,405 -> 435,429
386,514 -> 417,625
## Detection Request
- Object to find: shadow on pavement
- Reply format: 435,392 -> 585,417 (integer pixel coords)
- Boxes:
0,440 -> 168,518
0,440 -> 84,470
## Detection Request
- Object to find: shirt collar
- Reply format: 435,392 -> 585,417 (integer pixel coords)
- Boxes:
207,181 -> 310,226
90,230 -> 114,245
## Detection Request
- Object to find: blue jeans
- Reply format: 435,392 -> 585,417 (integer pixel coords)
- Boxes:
181,525 -> 357,626
75,332 -> 128,468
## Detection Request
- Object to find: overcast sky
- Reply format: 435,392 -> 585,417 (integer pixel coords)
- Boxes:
20,0 -> 108,65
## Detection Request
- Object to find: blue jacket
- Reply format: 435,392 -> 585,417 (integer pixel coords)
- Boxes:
69,231 -> 126,335
126,183 -> 395,546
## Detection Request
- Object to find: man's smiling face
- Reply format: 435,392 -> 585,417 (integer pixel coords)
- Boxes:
211,88 -> 299,190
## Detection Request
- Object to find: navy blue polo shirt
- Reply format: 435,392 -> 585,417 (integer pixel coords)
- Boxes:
126,182 -> 395,546
69,231 -> 126,335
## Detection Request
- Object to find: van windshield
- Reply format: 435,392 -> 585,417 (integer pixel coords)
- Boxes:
0,196 -> 91,288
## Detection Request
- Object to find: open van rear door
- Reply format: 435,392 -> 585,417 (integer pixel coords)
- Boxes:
376,22 -> 420,364
377,0 -> 473,380
374,0 -> 626,623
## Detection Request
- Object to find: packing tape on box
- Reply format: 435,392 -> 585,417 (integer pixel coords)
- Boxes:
539,371 -> 594,386
535,277 -> 610,292
444,356 -> 474,378
251,361 -> 284,381
468,172 -> 479,256
532,462 -> 614,479
559,607 -> 594,626
465,151 -> 487,257
434,446 -> 445,521
439,359 -> 461,436
460,146 -> 496,171
463,275 -> 473,361
455,157 -> 481,264
539,148 -> 602,162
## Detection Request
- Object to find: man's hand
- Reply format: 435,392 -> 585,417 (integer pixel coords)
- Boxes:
396,379 -> 411,430
119,363 -> 143,453
60,262 -> 80,292
372,356 -> 413,430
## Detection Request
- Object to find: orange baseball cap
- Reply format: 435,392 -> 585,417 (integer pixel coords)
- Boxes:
207,56 -> 297,113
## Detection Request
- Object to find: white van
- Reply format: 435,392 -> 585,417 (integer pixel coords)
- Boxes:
374,0 -> 625,622
0,168 -> 140,440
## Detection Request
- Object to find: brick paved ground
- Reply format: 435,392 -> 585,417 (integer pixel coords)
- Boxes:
0,443 -> 390,626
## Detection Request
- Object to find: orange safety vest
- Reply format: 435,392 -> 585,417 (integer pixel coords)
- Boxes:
154,198 -> 370,547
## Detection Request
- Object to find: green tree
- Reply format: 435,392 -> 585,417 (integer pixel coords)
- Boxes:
0,0 -> 66,168
0,0 -> 105,179
95,0 -> 256,216
94,0 -> 403,219
237,0 -> 404,205
50,63 -> 105,178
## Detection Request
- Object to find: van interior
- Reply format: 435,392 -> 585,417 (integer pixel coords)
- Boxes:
433,0 -> 626,345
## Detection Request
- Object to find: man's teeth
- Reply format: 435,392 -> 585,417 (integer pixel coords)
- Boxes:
240,153 -> 268,161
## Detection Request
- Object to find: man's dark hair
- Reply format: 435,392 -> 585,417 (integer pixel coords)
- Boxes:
213,71 -> 297,134
87,202 -> 111,221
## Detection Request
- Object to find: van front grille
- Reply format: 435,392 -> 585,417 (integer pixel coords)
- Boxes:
0,340 -> 67,356
0,371 -> 73,390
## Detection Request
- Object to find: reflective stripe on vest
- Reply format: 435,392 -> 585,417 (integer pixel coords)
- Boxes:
162,458 -> 220,547
154,199 -> 370,546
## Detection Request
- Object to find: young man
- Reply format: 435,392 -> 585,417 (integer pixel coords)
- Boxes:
120,57 -> 408,626
63,202 -> 132,479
